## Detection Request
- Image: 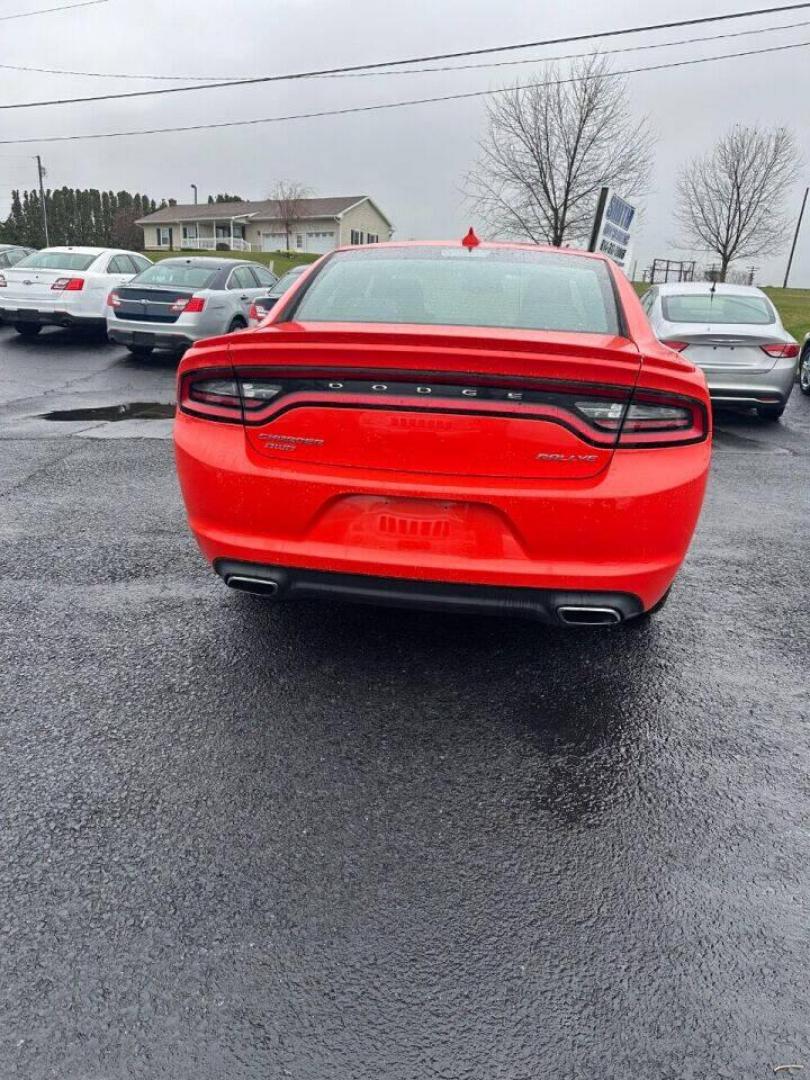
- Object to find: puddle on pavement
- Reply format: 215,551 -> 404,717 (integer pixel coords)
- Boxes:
39,402 -> 176,422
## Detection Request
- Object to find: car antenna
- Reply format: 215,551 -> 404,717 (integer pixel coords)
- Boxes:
462,227 -> 480,251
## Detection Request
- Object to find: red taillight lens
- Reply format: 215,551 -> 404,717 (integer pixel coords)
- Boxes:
620,391 -> 707,446
760,343 -> 799,359
51,277 -> 84,291
661,339 -> 689,353
179,372 -> 242,422
171,296 -> 206,314
107,291 -> 121,308
248,303 -> 258,321
576,390 -> 707,446
179,372 -> 283,422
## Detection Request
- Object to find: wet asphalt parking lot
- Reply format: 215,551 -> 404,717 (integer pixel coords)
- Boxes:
0,323 -> 808,1080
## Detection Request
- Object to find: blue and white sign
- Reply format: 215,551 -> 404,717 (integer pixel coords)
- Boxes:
591,189 -> 636,269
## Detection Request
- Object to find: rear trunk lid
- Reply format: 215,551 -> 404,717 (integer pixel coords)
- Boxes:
229,324 -> 642,480
111,285 -> 194,324
1,265 -> 84,303
669,329 -> 788,373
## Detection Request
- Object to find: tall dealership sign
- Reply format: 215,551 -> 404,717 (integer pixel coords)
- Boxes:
588,187 -> 635,270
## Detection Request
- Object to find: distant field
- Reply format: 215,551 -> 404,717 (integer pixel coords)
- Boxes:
140,250 -> 320,276
633,282 -> 810,343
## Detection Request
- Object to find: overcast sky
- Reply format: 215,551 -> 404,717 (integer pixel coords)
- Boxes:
1,0 -> 809,284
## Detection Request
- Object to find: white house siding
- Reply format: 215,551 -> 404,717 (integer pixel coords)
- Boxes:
337,201 -> 393,246
140,200 -> 393,252
246,217 -> 339,254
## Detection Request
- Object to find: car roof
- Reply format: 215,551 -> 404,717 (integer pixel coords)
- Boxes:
34,246 -> 128,257
655,281 -> 767,296
330,239 -> 611,262
151,256 -> 254,269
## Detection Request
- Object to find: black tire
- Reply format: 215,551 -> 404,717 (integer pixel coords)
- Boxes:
227,317 -> 247,333
799,348 -> 810,396
14,323 -> 41,337
126,344 -> 154,358
756,403 -> 785,421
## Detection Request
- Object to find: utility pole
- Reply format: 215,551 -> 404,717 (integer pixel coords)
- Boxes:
35,155 -> 49,246
783,185 -> 808,289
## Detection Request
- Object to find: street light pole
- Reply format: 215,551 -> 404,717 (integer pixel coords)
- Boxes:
191,183 -> 198,205
782,185 -> 808,289
35,155 -> 49,246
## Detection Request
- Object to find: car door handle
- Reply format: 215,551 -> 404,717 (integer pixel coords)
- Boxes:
239,294 -> 248,300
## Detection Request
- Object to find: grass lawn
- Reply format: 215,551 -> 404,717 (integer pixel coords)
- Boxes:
140,250 -> 320,276
633,282 -> 810,343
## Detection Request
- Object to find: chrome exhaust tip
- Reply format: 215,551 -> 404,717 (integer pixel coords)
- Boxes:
557,605 -> 622,627
225,575 -> 280,597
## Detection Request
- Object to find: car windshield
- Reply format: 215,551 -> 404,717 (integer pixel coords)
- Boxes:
15,251 -> 97,271
286,247 -> 620,334
269,268 -> 305,298
133,263 -> 219,289
662,293 -> 775,325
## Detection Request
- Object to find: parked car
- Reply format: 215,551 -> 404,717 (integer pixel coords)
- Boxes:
0,244 -> 37,269
798,336 -> 810,396
107,256 -> 278,357
643,282 -> 798,420
247,265 -> 309,327
0,247 -> 151,336
0,246 -> 36,323
174,239 -> 712,627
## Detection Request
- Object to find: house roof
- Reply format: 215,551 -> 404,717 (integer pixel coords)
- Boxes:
136,196 -> 390,226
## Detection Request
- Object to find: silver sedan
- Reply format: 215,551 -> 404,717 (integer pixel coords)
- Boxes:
107,256 -> 278,357
643,282 -> 798,420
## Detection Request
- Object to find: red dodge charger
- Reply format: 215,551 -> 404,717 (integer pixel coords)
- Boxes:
174,238 -> 711,627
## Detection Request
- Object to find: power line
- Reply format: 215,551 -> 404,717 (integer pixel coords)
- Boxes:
0,0 -> 107,21
1,37 -> 806,146
1,17 -> 807,82
1,1 -> 809,110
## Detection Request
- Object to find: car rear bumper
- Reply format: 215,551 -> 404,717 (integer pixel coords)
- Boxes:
0,305 -> 105,329
107,321 -> 200,350
175,417 -> 711,613
701,358 -> 796,407
215,559 -> 646,625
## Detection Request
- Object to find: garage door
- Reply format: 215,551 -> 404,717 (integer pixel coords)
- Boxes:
262,233 -> 288,252
306,231 -> 336,254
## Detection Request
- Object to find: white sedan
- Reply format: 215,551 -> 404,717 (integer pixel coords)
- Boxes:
0,246 -> 152,337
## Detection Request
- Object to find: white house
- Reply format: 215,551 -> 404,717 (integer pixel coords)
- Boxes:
136,195 -> 394,254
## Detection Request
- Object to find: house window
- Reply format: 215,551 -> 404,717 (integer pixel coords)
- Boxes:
181,225 -> 198,240
296,234 -> 303,248
350,229 -> 366,245
156,226 -> 172,248
366,233 -> 379,244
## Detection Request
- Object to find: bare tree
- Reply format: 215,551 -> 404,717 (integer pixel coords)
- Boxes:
675,125 -> 798,281
466,54 -> 653,247
268,180 -> 312,252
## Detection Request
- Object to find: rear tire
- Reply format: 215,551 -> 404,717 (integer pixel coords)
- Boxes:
126,344 -> 154,358
227,317 -> 247,333
756,403 -> 785,421
799,348 -> 810,396
14,323 -> 41,337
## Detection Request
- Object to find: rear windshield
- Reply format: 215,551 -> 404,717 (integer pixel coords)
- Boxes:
15,251 -> 96,271
133,263 -> 218,289
286,247 -> 620,334
662,293 -> 775,325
